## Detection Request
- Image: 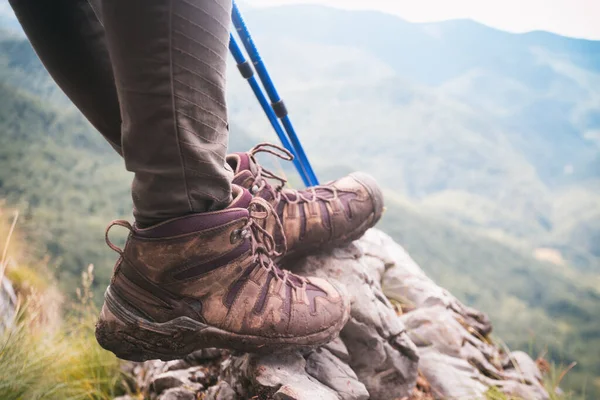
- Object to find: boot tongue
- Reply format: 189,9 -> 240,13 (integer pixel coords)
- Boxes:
226,152 -> 258,175
229,184 -> 253,209
227,152 -> 259,188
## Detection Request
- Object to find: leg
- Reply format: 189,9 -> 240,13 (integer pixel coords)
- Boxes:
9,0 -> 123,154
101,0 -> 233,225
83,0 -> 371,359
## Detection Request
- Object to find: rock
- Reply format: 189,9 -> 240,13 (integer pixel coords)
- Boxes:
158,387 -> 196,400
507,351 -> 544,384
117,229 -> 551,400
368,229 -> 549,400
150,370 -> 202,395
205,381 -> 238,400
224,351 -> 341,400
418,349 -> 489,399
484,378 -> 549,400
185,348 -> 226,362
322,337 -> 350,363
305,348 -> 369,400
292,240 -> 419,399
501,351 -> 548,399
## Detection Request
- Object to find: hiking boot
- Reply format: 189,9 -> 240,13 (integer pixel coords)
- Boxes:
95,185 -> 350,362
226,143 -> 384,259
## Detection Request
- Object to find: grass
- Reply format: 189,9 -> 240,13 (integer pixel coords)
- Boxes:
484,386 -> 520,400
0,269 -> 127,400
480,354 -> 581,400
542,361 -> 583,400
0,209 -> 128,400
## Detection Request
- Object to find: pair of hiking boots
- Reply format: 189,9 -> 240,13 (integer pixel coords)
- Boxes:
95,143 -> 384,361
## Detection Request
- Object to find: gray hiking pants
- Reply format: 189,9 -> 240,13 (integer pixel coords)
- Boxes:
9,0 -> 234,226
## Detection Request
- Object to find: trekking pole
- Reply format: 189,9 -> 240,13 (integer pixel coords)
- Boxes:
231,0 -> 320,186
229,35 -> 311,187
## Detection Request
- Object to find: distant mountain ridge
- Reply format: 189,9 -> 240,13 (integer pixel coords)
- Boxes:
244,5 -> 600,82
225,4 -> 600,271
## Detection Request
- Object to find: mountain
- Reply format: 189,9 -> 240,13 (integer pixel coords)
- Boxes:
224,5 -> 600,274
1,4 -> 599,397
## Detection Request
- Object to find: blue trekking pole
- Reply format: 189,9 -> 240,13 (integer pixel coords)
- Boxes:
229,35 -> 311,187
230,0 -> 320,186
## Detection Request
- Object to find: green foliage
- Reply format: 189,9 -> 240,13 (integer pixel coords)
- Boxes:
0,301 -> 125,400
0,83 -> 132,300
484,386 -> 518,400
0,210 -> 125,400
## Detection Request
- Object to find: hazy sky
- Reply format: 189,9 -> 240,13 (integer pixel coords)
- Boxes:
245,0 -> 599,40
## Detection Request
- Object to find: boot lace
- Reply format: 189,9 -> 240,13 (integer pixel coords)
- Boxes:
248,142 -> 341,206
235,196 -> 305,289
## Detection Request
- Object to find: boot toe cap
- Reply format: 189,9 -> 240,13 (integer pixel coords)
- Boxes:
348,171 -> 385,223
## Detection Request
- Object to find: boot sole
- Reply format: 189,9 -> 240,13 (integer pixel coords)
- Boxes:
95,285 -> 349,362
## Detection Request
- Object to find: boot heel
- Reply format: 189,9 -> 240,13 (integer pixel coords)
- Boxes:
95,286 -> 206,362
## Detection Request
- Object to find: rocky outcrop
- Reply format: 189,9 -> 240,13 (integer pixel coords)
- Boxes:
118,229 -> 549,400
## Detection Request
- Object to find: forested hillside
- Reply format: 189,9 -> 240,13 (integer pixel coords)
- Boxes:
1,4 -> 599,397
229,5 -> 600,272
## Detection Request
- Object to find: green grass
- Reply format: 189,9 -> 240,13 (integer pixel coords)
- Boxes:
0,211 -> 127,400
542,362 -> 584,400
0,301 -> 125,400
0,266 -> 127,400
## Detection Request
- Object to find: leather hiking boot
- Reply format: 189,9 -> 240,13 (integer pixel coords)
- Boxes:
95,185 -> 350,362
226,143 -> 385,259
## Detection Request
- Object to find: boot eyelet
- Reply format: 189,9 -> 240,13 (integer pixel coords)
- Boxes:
230,229 -> 242,243
231,228 -> 251,244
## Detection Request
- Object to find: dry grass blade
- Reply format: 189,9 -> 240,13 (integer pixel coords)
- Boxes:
0,210 -> 19,282
555,362 -> 577,390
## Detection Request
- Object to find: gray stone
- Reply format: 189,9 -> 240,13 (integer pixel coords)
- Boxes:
225,351 -> 340,400
150,370 -> 201,395
508,351 -> 544,384
158,387 -> 196,400
204,381 -> 238,400
418,349 -> 489,399
500,380 -> 547,400
401,306 -> 466,357
293,238 -> 419,400
368,229 -> 549,400
117,229 -> 552,400
305,348 -> 369,400
185,348 -> 225,362
164,359 -> 192,372
323,337 -> 350,363
482,375 -> 550,400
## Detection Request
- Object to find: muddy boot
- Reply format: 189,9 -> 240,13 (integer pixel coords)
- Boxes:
226,143 -> 384,259
95,185 -> 350,361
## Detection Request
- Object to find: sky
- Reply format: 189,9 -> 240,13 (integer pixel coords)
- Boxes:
245,0 -> 600,40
